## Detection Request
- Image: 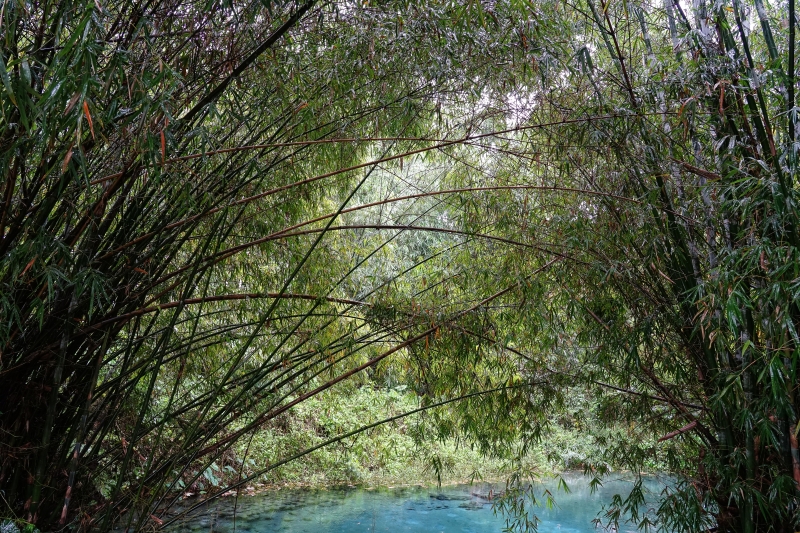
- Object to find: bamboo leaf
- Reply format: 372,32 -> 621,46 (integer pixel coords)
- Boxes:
83,100 -> 95,139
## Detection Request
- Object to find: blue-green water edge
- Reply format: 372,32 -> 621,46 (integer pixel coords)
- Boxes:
161,473 -> 668,533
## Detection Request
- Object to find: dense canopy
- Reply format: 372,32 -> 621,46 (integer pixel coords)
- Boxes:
1,0 -> 799,532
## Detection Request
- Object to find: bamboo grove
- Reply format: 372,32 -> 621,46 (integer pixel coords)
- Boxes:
1,0 -> 799,532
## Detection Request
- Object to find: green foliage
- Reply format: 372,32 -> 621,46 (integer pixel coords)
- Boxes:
3,0 -> 800,532
0,0 -> 532,529
230,385 -> 515,488
0,519 -> 39,533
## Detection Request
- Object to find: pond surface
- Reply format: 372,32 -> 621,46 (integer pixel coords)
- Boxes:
167,473 -> 666,533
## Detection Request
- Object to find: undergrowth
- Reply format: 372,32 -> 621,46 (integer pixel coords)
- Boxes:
147,384 -> 674,499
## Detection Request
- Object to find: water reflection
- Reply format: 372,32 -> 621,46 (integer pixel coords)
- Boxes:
166,473 -> 667,533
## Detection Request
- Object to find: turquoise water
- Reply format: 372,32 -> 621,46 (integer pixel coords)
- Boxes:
167,474 -> 665,533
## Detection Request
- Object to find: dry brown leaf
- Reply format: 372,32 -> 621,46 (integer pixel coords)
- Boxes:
83,101 -> 95,139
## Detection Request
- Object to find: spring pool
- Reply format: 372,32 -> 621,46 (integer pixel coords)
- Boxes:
164,473 -> 667,533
